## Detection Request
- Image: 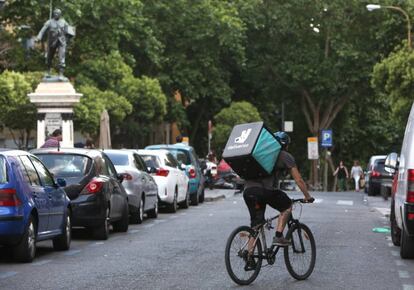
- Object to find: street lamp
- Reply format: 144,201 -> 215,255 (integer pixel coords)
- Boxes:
366,4 -> 412,49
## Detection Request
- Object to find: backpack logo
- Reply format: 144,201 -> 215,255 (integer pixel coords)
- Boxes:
235,129 -> 252,144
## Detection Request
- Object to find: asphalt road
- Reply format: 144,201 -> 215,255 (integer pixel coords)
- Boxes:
0,190 -> 412,290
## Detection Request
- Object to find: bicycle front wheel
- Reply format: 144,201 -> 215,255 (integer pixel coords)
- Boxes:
284,223 -> 316,280
224,226 -> 263,285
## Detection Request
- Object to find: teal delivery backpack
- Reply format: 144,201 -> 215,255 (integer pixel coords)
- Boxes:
222,122 -> 281,179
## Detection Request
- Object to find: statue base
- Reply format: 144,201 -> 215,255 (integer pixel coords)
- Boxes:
42,74 -> 69,83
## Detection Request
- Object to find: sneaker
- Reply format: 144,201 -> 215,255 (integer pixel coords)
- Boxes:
273,236 -> 291,247
244,257 -> 257,271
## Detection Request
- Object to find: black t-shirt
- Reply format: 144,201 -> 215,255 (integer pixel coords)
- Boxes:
245,150 -> 296,190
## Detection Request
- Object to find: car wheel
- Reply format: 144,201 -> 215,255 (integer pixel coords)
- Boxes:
168,190 -> 178,213
179,189 -> 190,209
53,211 -> 71,251
13,215 -> 36,263
147,200 -> 158,218
136,197 -> 144,224
400,226 -> 414,259
390,202 -> 401,246
191,191 -> 199,206
113,203 -> 129,232
93,207 -> 110,240
199,187 -> 205,203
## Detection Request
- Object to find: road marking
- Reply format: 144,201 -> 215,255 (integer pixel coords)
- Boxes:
64,249 -> 82,256
89,242 -> 105,247
391,250 -> 399,257
32,259 -> 52,266
0,271 -> 18,279
314,198 -> 323,204
375,207 -> 391,216
403,284 -> 414,290
396,260 -> 406,266
399,270 -> 410,278
336,200 -> 353,206
128,229 -> 140,234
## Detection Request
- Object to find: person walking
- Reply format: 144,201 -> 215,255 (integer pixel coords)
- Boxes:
41,129 -> 62,148
333,160 -> 349,191
350,160 -> 364,192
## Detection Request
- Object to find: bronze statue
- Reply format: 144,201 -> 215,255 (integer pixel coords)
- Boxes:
36,8 -> 75,79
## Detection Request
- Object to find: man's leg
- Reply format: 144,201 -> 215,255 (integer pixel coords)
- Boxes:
264,188 -> 292,246
58,44 -> 66,76
47,45 -> 57,75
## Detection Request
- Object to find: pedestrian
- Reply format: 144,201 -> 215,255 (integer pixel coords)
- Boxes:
41,129 -> 62,148
350,160 -> 364,192
84,139 -> 95,149
333,160 -> 349,191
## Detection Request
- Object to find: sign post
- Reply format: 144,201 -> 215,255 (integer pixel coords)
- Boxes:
208,120 -> 212,154
321,130 -> 333,192
307,137 -> 319,160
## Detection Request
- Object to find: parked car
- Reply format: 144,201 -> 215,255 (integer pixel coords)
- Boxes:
0,150 -> 71,262
386,102 -> 414,258
105,150 -> 158,223
32,148 -> 129,240
145,144 -> 206,205
138,149 -> 189,212
364,155 -> 393,196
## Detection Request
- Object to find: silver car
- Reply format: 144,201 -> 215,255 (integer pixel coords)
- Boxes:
105,150 -> 158,224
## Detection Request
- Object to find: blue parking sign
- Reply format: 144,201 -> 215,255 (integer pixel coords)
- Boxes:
321,130 -> 333,147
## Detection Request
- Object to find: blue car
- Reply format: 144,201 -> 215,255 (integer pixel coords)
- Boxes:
0,150 -> 71,262
145,144 -> 205,205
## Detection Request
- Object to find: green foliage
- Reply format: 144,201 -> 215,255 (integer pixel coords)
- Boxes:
212,101 -> 261,154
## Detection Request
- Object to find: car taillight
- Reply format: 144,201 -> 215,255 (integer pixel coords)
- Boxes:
0,188 -> 21,206
371,170 -> 381,177
156,168 -> 169,177
407,169 -> 414,203
122,173 -> 133,181
84,179 -> 104,194
189,168 -> 196,179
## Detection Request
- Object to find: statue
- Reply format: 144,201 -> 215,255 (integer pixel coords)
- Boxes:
36,8 -> 75,80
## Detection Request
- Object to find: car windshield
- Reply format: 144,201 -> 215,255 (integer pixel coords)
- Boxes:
375,160 -> 387,174
106,152 -> 130,166
140,155 -> 160,168
36,154 -> 91,184
0,156 -> 7,184
165,149 -> 191,165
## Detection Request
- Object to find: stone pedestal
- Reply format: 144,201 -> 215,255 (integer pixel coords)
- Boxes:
28,81 -> 82,148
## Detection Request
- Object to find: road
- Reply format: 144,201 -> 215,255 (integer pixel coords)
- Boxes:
0,190 -> 413,290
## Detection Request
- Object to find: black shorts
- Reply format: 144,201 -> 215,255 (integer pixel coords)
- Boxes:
243,187 -> 292,227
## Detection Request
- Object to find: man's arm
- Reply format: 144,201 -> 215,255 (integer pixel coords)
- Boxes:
36,20 -> 50,41
290,166 -> 312,200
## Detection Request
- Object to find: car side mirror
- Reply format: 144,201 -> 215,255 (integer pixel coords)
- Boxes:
117,173 -> 124,183
56,178 -> 66,187
385,152 -> 399,174
180,163 -> 186,171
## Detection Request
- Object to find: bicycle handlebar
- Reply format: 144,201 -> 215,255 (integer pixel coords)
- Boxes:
292,197 -> 315,204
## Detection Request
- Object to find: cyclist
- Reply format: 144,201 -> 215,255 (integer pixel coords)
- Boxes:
243,131 -> 314,269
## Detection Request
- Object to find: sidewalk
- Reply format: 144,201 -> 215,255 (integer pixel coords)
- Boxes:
204,188 -> 237,202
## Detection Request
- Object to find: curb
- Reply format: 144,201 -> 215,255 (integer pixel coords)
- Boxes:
205,194 -> 226,202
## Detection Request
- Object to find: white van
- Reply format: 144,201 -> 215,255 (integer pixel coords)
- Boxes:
387,102 -> 414,258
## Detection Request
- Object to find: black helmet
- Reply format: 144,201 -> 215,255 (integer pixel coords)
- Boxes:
274,131 -> 291,147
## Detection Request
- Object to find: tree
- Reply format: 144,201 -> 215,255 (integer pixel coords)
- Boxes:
212,101 -> 261,155
371,47 -> 413,132
0,71 -> 40,149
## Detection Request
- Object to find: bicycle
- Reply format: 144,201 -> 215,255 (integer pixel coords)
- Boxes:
224,198 -> 316,285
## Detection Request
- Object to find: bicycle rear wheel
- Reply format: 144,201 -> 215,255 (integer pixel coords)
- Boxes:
224,226 -> 263,285
284,223 -> 316,280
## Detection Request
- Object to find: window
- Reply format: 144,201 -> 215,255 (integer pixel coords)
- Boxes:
105,152 -> 129,166
166,153 -> 179,168
103,155 -> 116,176
140,155 -> 160,169
168,149 -> 191,165
133,154 -> 146,171
19,156 -> 41,186
30,156 -> 55,187
0,156 -> 8,184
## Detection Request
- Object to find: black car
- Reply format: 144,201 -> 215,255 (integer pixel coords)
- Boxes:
32,148 -> 129,240
365,155 -> 394,196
